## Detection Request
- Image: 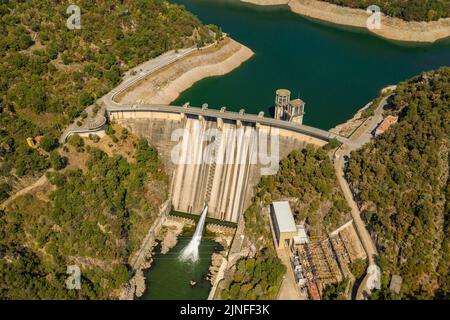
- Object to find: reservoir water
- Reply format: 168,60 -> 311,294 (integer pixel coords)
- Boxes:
171,0 -> 450,130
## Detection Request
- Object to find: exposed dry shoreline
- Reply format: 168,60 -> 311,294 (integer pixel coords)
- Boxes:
118,37 -> 254,105
240,0 -> 450,43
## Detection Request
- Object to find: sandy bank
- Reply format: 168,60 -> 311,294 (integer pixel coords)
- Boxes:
118,37 -> 254,105
241,0 -> 450,43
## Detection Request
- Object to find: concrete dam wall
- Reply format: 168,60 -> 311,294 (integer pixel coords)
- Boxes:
110,111 -> 326,223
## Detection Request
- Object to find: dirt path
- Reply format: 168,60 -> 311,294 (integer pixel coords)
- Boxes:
334,157 -> 377,265
1,174 -> 48,209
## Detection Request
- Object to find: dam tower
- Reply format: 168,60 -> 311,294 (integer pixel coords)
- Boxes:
275,89 -> 305,125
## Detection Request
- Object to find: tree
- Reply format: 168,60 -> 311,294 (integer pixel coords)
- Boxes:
0,182 -> 11,201
49,151 -> 66,170
79,92 -> 94,107
345,67 -> 450,299
67,134 -> 84,148
39,135 -> 59,152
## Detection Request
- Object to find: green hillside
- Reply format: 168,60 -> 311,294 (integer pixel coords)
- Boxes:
0,0 -> 217,201
346,67 -> 450,299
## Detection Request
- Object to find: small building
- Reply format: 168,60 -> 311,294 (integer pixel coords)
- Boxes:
389,274 -> 402,295
34,135 -> 44,146
274,89 -> 305,124
293,225 -> 309,246
375,115 -> 398,136
270,201 -> 298,250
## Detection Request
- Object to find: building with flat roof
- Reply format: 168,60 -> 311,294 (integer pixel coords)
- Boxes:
389,274 -> 402,295
293,225 -> 309,246
270,201 -> 298,249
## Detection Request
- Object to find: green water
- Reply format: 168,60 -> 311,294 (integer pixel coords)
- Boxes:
140,237 -> 222,300
171,0 -> 450,130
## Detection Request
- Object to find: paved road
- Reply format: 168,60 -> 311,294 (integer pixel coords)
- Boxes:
61,35 -> 353,147
333,95 -> 391,299
347,96 -> 388,151
103,46 -> 198,108
99,38 -> 353,146
61,46 -> 198,143
107,103 -> 353,145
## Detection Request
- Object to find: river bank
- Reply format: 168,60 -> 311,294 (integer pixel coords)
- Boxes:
120,212 -> 235,300
240,0 -> 450,43
118,37 -> 254,105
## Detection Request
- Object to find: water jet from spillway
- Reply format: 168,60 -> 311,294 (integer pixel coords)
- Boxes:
179,205 -> 208,263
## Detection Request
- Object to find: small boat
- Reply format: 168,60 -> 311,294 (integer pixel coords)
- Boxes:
190,280 -> 197,286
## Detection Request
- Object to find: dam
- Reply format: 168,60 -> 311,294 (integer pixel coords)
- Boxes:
61,39 -> 352,224
63,40 -> 351,224
107,99 -> 339,223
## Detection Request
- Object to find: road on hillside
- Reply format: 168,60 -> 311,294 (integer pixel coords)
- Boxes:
333,95 -> 392,299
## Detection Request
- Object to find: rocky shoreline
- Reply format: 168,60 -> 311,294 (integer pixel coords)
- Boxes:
120,214 -> 235,300
118,37 -> 254,105
329,102 -> 372,138
330,85 -> 396,137
128,219 -> 194,299
240,0 -> 450,43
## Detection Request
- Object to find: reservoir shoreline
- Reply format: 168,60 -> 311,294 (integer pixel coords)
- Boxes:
240,0 -> 450,43
117,36 -> 254,105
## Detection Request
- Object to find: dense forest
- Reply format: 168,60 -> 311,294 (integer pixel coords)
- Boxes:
0,136 -> 168,299
346,67 -> 450,299
220,249 -> 286,300
0,0 -> 216,201
322,0 -> 450,21
221,142 -> 350,299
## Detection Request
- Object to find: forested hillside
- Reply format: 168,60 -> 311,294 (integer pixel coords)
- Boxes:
221,142 -> 350,299
248,143 -> 351,241
346,67 -> 450,299
322,0 -> 450,21
0,134 -> 168,299
0,0 -> 216,201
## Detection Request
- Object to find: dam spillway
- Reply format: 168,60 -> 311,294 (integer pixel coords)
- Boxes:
171,117 -> 259,222
108,108 -> 328,223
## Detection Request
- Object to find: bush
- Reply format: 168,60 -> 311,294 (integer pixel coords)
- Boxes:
49,151 -> 66,170
0,183 -> 12,201
67,134 -> 84,148
79,92 -> 94,107
39,135 -> 59,152
89,134 -> 100,143
349,258 -> 367,280
105,124 -> 115,136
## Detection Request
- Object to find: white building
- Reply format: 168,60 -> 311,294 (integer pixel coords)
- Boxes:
270,201 -> 298,250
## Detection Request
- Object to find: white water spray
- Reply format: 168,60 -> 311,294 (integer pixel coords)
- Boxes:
179,205 -> 208,263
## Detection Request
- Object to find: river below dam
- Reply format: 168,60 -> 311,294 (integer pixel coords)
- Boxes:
171,0 -> 450,130
141,234 -> 223,300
